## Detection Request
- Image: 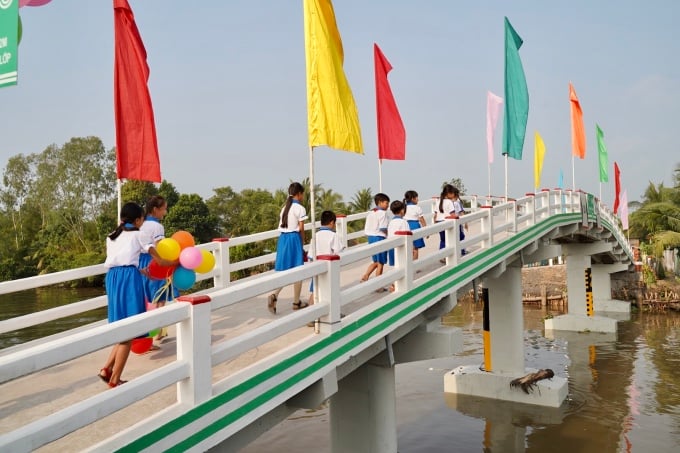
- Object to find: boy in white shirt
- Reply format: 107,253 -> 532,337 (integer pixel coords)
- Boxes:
360,193 -> 390,282
308,210 -> 344,307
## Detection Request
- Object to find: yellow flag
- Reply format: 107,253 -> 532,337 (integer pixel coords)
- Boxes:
304,0 -> 363,153
534,131 -> 546,190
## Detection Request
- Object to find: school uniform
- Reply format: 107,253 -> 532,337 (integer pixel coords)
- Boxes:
105,229 -> 154,323
453,199 -> 467,254
436,198 -> 455,249
309,226 -> 344,292
404,202 -> 425,249
139,217 -> 177,303
364,208 -> 389,264
275,200 -> 308,271
387,216 -> 410,266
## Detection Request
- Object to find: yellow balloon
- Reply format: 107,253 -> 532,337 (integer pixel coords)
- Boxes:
195,250 -> 216,274
156,238 -> 180,261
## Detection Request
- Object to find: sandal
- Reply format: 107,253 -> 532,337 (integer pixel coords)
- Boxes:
292,300 -> 309,310
108,379 -> 127,388
267,294 -> 277,314
98,368 -> 112,384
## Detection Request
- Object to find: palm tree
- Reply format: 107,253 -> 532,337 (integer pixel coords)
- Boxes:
348,188 -> 373,214
316,189 -> 346,217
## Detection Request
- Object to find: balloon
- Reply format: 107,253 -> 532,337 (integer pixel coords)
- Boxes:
147,261 -> 176,280
148,329 -> 160,338
156,238 -> 180,261
179,247 -> 203,270
131,337 -> 153,354
195,250 -> 216,274
171,231 -> 195,250
23,0 -> 54,7
172,266 -> 196,290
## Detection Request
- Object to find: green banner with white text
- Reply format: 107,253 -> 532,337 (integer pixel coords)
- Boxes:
0,0 -> 19,88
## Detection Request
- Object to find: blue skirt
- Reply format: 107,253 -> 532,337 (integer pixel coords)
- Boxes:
368,235 -> 388,264
275,232 -> 304,271
105,266 -> 145,323
436,220 -> 446,249
407,219 -> 425,249
139,253 -> 178,303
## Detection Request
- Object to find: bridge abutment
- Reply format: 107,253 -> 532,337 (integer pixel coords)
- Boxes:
592,264 -> 631,315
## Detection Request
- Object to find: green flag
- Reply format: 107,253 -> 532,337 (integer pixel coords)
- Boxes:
502,17 -> 529,160
0,0 -> 19,88
596,124 -> 608,182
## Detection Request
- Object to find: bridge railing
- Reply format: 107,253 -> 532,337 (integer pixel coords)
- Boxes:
0,190 -> 631,451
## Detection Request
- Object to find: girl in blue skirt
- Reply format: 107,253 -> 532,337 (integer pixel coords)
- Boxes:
139,195 -> 176,342
98,202 -> 175,388
267,182 -> 308,314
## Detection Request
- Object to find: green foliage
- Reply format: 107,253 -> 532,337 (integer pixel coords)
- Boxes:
164,194 -> 220,244
348,188 -> 373,213
442,177 -> 467,195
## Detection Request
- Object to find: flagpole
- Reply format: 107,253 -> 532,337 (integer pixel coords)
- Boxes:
117,179 -> 122,220
487,162 -> 491,198
504,155 -> 508,201
599,182 -> 602,202
571,155 -> 576,190
378,158 -> 383,193
308,146 -> 317,261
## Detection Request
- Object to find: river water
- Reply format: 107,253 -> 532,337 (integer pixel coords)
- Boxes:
3,290 -> 680,451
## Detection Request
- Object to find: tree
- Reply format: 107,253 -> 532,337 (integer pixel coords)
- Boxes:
121,180 -> 158,206
442,177 -> 467,195
348,188 -> 373,213
164,194 -> 220,244
316,188 -> 346,217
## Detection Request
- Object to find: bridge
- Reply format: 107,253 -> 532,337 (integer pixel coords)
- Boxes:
0,189 -> 633,452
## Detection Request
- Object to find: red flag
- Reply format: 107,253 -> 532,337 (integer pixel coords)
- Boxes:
374,43 -> 405,160
569,83 -> 586,159
613,162 -> 621,214
113,0 -> 161,182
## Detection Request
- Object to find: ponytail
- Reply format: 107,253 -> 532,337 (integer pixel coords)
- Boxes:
108,202 -> 143,240
280,182 -> 304,229
439,184 -> 455,213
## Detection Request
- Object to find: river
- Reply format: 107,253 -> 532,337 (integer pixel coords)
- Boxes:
2,289 -> 679,451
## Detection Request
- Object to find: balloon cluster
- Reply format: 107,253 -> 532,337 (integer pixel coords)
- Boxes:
147,231 -> 216,291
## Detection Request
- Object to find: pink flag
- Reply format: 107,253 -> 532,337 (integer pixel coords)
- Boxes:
613,162 -> 621,214
113,0 -> 161,182
486,91 -> 503,164
374,43 -> 405,160
620,190 -> 629,230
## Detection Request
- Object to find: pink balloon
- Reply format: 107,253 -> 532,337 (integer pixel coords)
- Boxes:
179,247 -> 203,270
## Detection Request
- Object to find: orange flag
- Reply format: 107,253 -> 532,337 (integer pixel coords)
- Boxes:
569,82 -> 586,159
113,0 -> 161,182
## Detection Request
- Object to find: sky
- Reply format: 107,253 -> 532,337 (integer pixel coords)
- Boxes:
2,1 -> 680,209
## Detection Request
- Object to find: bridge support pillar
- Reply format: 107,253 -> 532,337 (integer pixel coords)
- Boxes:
545,246 -> 618,333
330,363 -> 397,453
592,264 -> 630,315
444,264 -> 568,407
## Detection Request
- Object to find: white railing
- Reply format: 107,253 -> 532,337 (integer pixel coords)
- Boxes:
0,190 -> 632,452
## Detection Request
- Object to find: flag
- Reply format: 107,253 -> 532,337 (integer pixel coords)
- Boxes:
570,83 -> 586,159
304,0 -> 363,153
558,168 -> 564,189
113,0 -> 161,182
620,189 -> 629,230
534,132 -> 546,190
613,161 -> 621,214
502,17 -> 529,160
486,91 -> 503,164
374,43 -> 405,160
596,124 -> 608,183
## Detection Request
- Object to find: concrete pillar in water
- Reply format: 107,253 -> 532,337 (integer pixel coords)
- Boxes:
330,363 -> 396,453
592,263 -> 631,315
486,263 -> 524,376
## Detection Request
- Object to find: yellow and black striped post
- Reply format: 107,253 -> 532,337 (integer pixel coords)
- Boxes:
585,267 -> 594,317
482,287 -> 491,371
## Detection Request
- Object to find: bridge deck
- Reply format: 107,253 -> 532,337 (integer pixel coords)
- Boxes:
1,239 -> 446,452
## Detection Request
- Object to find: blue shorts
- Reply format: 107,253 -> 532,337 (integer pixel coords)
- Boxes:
368,235 -> 387,264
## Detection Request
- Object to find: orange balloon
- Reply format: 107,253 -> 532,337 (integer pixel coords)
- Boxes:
171,230 -> 195,249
